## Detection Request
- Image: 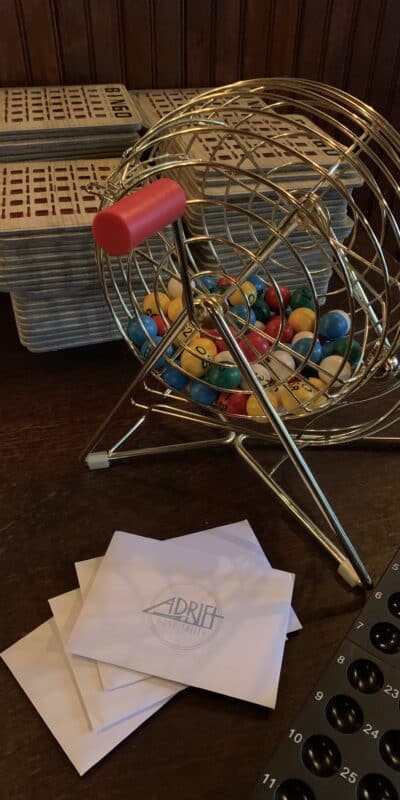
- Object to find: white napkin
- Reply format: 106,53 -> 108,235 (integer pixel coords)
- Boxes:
76,520 -> 301,692
1,620 -> 170,775
49,589 -> 184,731
68,530 -> 295,708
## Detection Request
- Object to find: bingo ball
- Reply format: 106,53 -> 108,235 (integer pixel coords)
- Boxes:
319,310 -> 350,340
280,380 -> 318,412
229,281 -> 257,307
253,296 -> 271,323
189,381 -> 218,405
217,391 -> 249,416
254,321 -> 265,331
214,350 -> 236,364
167,276 -> 183,298
231,303 -> 256,329
264,316 -> 294,343
334,336 -> 362,368
246,389 -> 279,418
244,331 -> 271,360
207,363 -> 242,390
308,377 -> 329,407
163,365 -> 189,390
248,273 -> 265,295
141,336 -> 174,369
291,333 -> 322,368
318,355 -> 352,388
153,314 -> 169,336
218,273 -> 236,286
127,314 -> 158,347
181,337 -> 217,377
143,291 -> 170,316
264,284 -> 291,311
321,339 -> 336,358
290,286 -> 316,311
265,349 -> 296,381
198,274 -> 218,291
287,307 -> 316,333
240,363 -> 271,389
167,296 -> 184,322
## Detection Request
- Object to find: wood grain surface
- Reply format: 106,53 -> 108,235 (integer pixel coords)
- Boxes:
1,290 -> 399,798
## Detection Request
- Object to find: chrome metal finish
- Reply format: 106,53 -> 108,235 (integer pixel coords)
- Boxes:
83,78 -> 400,590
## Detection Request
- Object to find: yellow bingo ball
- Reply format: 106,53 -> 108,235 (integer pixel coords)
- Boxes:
246,389 -> 280,418
279,380 -> 316,412
308,377 -> 329,408
288,307 -> 316,333
181,337 -> 218,377
229,281 -> 257,307
143,291 -> 170,316
167,296 -> 184,322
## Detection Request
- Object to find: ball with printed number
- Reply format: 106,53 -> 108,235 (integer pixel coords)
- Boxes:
143,291 -> 170,316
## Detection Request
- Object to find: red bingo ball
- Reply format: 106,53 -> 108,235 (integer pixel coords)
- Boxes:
265,285 -> 291,311
217,273 -> 237,286
264,316 -> 294,344
153,315 -> 169,336
240,331 -> 271,361
218,392 -> 249,415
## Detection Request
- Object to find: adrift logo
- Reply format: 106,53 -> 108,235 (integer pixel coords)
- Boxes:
104,86 -> 132,118
143,583 -> 224,650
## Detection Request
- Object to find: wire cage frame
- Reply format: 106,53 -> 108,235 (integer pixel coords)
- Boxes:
82,78 -> 400,591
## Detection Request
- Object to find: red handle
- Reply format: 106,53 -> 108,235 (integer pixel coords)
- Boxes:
92,178 -> 186,256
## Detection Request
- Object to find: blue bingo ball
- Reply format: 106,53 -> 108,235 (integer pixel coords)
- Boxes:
231,303 -> 256,329
162,365 -> 189,390
188,380 -> 219,405
198,274 -> 218,291
249,273 -> 265,295
127,314 -> 158,347
321,339 -> 336,359
291,335 -> 322,367
319,310 -> 350,340
140,336 -> 174,369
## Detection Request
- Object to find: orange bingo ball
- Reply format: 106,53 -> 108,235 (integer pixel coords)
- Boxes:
287,307 -> 316,333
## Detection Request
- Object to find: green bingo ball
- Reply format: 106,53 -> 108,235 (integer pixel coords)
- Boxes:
253,296 -> 271,323
207,363 -> 242,390
334,336 -> 362,368
290,286 -> 316,311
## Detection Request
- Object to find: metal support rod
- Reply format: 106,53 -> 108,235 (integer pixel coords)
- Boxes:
107,430 -> 236,464
234,436 -> 362,588
80,310 -> 189,462
207,300 -> 372,588
172,218 -> 196,321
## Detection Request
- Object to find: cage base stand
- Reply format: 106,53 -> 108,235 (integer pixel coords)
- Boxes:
84,389 -> 370,590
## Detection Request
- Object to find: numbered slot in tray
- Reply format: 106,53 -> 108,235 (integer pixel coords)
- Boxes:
250,550 -> 400,799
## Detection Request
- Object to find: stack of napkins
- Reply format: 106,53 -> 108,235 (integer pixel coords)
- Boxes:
1,521 -> 300,775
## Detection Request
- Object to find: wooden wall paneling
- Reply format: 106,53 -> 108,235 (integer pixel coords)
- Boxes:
88,0 -> 124,84
345,0 -> 385,102
122,0 -> 153,89
295,0 -> 331,81
269,0 -> 301,78
241,0 -> 271,80
214,0 -> 242,86
367,0 -> 400,118
184,0 -> 214,87
19,0 -> 61,85
321,0 -> 357,88
0,0 -> 28,86
54,0 -> 93,84
153,0 -> 183,88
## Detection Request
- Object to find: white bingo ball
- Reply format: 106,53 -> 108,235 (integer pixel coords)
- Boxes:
214,350 -> 237,365
318,355 -> 352,388
241,362 -> 272,389
168,276 -> 183,299
254,320 -> 265,331
292,331 -> 314,345
266,349 -> 296,381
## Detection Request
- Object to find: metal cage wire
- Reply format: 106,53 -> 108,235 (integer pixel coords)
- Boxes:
84,79 -> 400,589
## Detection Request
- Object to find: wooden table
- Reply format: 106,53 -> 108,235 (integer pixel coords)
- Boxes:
1,291 -> 399,800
